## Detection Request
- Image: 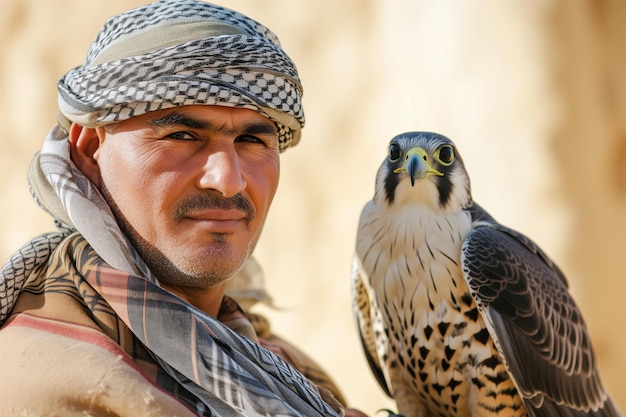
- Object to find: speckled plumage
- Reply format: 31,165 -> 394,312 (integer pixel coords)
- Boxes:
352,132 -> 623,417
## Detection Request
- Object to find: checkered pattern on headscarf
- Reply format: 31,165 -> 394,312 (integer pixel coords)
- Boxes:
57,0 -> 304,151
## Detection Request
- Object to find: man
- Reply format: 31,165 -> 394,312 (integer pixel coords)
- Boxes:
0,1 -> 366,416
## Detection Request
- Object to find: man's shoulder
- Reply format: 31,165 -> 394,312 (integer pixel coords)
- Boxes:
0,313 -> 197,417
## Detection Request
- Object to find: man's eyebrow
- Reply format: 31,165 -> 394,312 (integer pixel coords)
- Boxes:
240,121 -> 278,137
147,112 -> 209,129
146,112 -> 277,136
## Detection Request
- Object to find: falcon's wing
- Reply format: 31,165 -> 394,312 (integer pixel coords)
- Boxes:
351,256 -> 392,398
461,216 -> 622,417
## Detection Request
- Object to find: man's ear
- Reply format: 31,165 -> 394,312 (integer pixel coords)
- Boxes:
69,123 -> 104,187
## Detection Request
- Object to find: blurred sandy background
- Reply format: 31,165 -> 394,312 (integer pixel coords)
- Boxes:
1,1 -> 625,414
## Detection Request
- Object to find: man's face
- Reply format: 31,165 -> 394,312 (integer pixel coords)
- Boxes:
91,105 -> 280,289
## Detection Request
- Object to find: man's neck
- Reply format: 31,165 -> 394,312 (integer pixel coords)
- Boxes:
161,282 -> 229,317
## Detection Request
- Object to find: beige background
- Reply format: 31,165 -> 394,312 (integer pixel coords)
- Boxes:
1,1 -> 625,415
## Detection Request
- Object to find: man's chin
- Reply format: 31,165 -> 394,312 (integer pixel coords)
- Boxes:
160,251 -> 248,288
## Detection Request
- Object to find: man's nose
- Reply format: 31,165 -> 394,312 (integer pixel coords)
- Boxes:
197,149 -> 247,197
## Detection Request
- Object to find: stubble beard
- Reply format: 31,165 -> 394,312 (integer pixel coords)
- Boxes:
100,183 -> 258,289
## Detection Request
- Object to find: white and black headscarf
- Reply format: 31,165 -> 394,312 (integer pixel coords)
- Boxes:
57,0 -> 304,151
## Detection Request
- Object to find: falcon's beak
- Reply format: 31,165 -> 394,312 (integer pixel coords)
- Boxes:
394,147 -> 443,186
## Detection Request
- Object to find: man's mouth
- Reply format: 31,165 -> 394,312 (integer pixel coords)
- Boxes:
174,193 -> 255,226
183,209 -> 248,233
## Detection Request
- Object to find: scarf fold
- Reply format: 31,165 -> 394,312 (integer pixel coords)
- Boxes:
0,126 -> 338,416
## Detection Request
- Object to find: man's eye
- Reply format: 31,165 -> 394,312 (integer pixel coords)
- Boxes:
236,135 -> 266,145
167,131 -> 195,141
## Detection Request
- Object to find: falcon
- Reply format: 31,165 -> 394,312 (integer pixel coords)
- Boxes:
352,132 -> 623,417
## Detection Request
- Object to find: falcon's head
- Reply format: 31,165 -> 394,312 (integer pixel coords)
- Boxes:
373,132 -> 472,212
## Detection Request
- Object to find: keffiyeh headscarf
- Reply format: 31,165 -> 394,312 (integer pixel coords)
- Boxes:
0,1 -> 341,416
57,0 -> 304,151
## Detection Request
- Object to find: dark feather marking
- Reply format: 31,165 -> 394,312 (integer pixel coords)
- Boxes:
438,322 -> 450,336
444,216 -> 459,243
448,379 -> 462,391
397,265 -> 407,294
404,257 -> 412,278
391,224 -> 401,257
359,216 -> 380,231
472,377 -> 485,389
367,250 -> 383,279
437,170 -> 454,208
451,322 -> 467,337
424,325 -> 434,340
438,249 -> 459,266
425,240 -> 435,259
485,372 -> 508,386
368,221 -> 388,246
467,354 -> 478,367
415,247 -> 425,270
398,352 -> 405,368
406,363 -> 417,379
461,293 -> 473,307
464,307 -> 479,322
444,345 -> 456,360
409,284 -> 420,312
481,355 -> 500,369
361,222 -> 388,270
478,402 -> 507,413
383,163 -> 400,205
431,383 -> 445,396
473,328 -> 490,345
429,267 -> 438,293
427,290 -> 435,310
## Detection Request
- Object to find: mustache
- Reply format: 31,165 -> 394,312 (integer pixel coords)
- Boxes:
174,192 -> 255,223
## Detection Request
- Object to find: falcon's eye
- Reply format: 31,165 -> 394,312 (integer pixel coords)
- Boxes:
435,145 -> 454,166
388,143 -> 402,162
